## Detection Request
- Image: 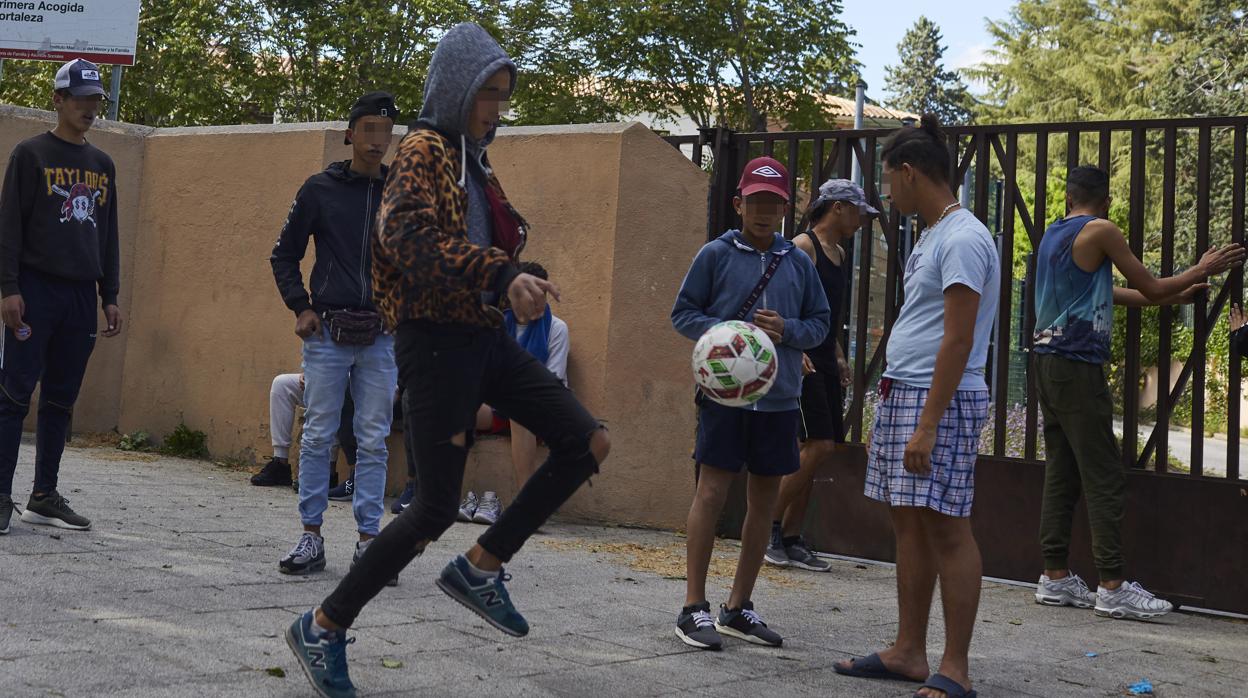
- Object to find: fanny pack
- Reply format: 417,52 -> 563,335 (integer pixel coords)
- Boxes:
324,309 -> 383,346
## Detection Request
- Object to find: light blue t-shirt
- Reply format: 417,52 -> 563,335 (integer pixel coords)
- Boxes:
884,208 -> 1001,391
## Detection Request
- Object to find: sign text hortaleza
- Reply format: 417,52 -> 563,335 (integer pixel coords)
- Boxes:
0,0 -> 142,66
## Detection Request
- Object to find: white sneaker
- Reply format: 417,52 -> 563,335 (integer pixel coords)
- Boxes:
1035,572 -> 1096,608
473,491 -> 501,525
1095,581 -> 1173,620
457,491 -> 478,522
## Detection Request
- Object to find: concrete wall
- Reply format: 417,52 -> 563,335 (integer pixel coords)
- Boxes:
0,109 -> 709,529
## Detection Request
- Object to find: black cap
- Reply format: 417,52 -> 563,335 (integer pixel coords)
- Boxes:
345,91 -> 398,145
54,59 -> 109,98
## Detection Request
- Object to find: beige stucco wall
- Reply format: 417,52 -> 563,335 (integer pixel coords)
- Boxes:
0,110 -> 708,529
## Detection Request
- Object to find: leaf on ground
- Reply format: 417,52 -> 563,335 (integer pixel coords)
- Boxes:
264,667 -> 285,678
381,658 -> 403,669
1007,619 -> 1023,626
1199,655 -> 1219,663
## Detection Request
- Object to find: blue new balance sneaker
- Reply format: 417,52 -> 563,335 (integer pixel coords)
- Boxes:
285,609 -> 356,698
435,555 -> 529,637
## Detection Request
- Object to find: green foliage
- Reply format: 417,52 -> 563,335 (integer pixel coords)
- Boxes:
568,0 -> 861,132
883,16 -> 973,126
162,422 -> 210,459
118,431 -> 152,452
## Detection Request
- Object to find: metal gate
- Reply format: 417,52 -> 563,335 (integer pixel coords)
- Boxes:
665,117 -> 1248,615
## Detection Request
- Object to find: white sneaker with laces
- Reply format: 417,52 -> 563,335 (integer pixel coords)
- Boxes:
473,491 -> 501,525
1095,581 -> 1173,620
1035,572 -> 1097,608
457,491 -> 478,522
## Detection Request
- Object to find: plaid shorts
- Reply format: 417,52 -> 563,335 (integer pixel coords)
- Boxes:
865,381 -> 990,518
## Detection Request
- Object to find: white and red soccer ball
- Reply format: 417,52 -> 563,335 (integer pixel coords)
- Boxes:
692,321 -> 778,407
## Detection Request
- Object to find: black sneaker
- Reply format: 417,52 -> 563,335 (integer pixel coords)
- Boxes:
21,491 -> 91,531
391,479 -> 415,514
784,537 -> 832,572
352,539 -> 398,587
715,601 -> 782,647
279,532 -> 326,575
0,494 -> 12,535
328,479 -> 354,502
675,601 -> 723,650
251,458 -> 293,487
764,522 -> 790,567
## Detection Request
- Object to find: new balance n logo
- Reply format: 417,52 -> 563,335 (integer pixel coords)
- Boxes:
307,648 -> 327,669
479,588 -> 503,607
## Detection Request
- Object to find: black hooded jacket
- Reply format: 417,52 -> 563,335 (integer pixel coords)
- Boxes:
271,160 -> 387,315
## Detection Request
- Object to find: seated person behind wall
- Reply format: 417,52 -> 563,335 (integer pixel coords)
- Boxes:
251,374 -> 356,490
458,262 -> 570,526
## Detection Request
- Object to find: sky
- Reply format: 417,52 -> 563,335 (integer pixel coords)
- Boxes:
840,0 -> 1016,105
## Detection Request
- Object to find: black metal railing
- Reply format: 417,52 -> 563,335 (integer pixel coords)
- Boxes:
666,118 -> 1248,481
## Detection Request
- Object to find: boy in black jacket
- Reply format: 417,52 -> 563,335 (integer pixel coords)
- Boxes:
268,92 -> 400,582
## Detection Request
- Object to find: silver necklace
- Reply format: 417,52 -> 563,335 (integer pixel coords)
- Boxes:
915,202 -> 961,249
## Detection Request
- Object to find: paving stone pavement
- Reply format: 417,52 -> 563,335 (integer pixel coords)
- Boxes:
1,442 -> 1246,697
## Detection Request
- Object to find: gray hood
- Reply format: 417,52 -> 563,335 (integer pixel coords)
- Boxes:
417,22 -> 516,150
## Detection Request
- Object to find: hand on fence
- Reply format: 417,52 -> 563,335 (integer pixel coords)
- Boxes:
1196,243 -> 1247,277
1232,303 -> 1247,332
1175,283 -> 1210,305
837,357 -> 852,388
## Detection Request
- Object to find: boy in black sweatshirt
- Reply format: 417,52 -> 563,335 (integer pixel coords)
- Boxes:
0,60 -> 122,535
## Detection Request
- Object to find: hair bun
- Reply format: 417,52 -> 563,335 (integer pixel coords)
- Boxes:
919,113 -> 943,139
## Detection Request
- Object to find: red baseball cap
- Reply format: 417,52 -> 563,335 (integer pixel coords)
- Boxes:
738,156 -> 790,201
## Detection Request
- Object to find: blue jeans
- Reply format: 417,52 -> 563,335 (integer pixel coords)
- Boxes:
299,327 -> 397,535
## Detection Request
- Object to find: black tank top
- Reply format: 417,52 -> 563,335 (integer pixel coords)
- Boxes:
804,232 -> 846,369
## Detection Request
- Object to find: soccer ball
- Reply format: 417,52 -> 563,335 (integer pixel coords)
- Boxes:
692,321 -> 778,407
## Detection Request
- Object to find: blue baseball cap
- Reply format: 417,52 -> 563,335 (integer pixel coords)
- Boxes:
54,59 -> 109,98
810,178 -> 879,215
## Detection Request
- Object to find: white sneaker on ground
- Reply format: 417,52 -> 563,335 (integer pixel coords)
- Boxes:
1095,581 -> 1173,620
1035,572 -> 1097,608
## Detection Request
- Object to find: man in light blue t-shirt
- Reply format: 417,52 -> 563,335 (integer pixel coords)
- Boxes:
836,116 -> 999,698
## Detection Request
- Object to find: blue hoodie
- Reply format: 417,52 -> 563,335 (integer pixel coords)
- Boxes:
672,231 -> 831,412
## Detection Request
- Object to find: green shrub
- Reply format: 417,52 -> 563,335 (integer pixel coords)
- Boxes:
117,430 -> 151,452
162,423 -> 209,459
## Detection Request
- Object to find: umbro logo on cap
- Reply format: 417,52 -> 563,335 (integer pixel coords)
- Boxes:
751,165 -> 783,178
737,156 -> 791,201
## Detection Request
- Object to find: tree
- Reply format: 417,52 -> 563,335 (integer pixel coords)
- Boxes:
568,0 -> 861,132
882,16 -> 973,125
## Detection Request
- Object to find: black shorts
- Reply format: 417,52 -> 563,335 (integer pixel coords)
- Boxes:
799,366 -> 846,443
693,401 -> 800,477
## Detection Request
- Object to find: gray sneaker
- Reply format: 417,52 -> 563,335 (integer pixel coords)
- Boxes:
763,523 -> 789,567
279,531 -> 326,575
21,491 -> 90,530
1035,572 -> 1096,609
1095,581 -> 1173,620
457,491 -> 478,522
0,494 -> 12,535
353,539 -> 397,587
784,538 -> 832,572
473,491 -> 500,525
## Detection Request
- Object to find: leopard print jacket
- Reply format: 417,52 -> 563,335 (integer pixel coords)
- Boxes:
372,127 -> 528,329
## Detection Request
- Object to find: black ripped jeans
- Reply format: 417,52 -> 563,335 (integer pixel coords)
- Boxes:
321,320 -> 603,628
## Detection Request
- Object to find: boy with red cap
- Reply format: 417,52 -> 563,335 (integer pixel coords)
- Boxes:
671,156 -> 830,650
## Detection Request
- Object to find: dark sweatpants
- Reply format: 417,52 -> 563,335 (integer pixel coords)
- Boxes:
1035,353 -> 1126,581
0,269 -> 98,496
320,320 -> 603,628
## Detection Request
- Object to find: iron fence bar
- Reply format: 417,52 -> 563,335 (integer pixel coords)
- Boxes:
1156,127 -> 1177,472
993,133 -> 1017,456
763,138 -> 775,157
1066,130 -> 1080,176
1098,128 -> 1112,171
1228,126 -> 1245,480
989,136 -> 1038,244
851,175 -> 874,443
1025,132 -> 1049,461
956,135 -> 976,186
1123,127 -> 1145,469
1190,126 -> 1212,475
785,137 -> 799,237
